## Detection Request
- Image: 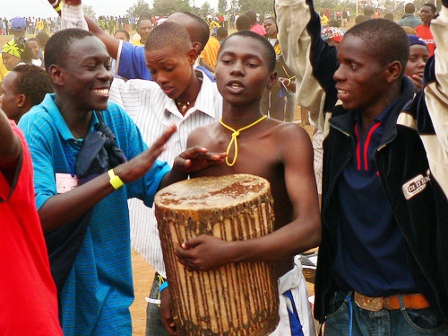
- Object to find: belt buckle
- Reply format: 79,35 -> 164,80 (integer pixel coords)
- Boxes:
354,292 -> 383,312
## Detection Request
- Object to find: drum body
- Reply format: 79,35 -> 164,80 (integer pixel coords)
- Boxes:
155,174 -> 279,335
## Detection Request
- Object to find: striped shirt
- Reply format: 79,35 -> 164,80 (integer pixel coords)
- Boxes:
18,94 -> 170,335
109,71 -> 222,277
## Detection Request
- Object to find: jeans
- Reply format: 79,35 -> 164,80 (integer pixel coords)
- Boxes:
145,273 -> 168,336
324,291 -> 448,336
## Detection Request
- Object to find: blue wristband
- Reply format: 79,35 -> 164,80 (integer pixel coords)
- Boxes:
159,281 -> 169,293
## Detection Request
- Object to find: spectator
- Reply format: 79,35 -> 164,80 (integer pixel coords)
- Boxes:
245,10 -> 266,35
405,34 -> 429,91
0,64 -> 53,122
236,14 -> 251,31
0,106 -> 63,336
398,3 -> 423,27
18,27 -> 222,335
415,3 -> 437,56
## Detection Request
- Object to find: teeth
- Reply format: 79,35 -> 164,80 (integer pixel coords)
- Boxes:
93,89 -> 109,96
231,83 -> 240,89
338,90 -> 348,94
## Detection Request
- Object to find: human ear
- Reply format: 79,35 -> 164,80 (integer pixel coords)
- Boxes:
48,64 -> 64,86
187,48 -> 198,65
385,61 -> 402,83
16,94 -> 26,108
192,41 -> 202,54
266,71 -> 278,90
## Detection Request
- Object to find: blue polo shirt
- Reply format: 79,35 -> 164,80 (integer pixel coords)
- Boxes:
332,104 -> 418,297
19,94 -> 170,335
117,41 -> 215,82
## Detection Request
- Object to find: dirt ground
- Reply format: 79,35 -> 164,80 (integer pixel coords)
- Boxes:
129,105 -> 317,335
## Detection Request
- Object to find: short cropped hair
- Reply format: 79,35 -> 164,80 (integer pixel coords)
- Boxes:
236,15 -> 251,31
422,3 -> 437,14
36,31 -> 50,47
244,11 -> 257,25
364,5 -> 375,17
27,37 -> 41,46
13,64 -> 53,106
115,29 -> 130,41
44,28 -> 93,69
346,19 -> 409,76
146,21 -> 192,53
218,30 -> 276,72
216,27 -> 228,40
176,12 -> 210,54
404,3 -> 416,14
137,17 -> 152,29
384,12 -> 394,21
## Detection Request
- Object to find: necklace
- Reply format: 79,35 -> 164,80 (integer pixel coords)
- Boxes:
219,115 -> 267,166
175,99 -> 195,113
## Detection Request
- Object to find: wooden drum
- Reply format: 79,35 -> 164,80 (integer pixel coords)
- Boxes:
155,174 -> 279,335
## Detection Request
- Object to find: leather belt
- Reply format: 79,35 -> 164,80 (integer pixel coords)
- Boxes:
353,292 -> 430,312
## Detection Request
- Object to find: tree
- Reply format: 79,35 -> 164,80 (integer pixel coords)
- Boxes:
238,0 -> 271,19
152,0 -> 192,16
229,0 -> 240,15
199,2 -> 213,16
218,0 -> 228,13
84,5 -> 96,19
127,0 -> 151,18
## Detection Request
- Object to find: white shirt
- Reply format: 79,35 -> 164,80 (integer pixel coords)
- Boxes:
110,72 -> 222,276
61,2 -> 224,277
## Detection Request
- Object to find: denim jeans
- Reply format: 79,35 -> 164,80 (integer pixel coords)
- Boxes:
145,273 -> 168,336
324,291 -> 448,336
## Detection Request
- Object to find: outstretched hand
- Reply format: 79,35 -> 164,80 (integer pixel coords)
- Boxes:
115,124 -> 177,183
172,146 -> 226,174
175,235 -> 233,271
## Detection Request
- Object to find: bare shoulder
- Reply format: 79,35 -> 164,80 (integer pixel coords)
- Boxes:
268,120 -> 312,145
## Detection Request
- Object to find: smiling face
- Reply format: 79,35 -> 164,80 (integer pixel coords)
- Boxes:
405,44 -> 429,78
57,36 -> 113,112
214,35 -> 276,107
333,35 -> 392,114
145,45 -> 195,100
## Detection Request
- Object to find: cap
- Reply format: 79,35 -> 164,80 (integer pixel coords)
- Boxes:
11,17 -> 26,31
408,34 -> 428,48
321,27 -> 344,43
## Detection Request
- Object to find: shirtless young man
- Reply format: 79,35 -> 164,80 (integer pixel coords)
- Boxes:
168,31 -> 321,336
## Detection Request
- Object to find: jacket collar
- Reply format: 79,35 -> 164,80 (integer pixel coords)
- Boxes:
329,76 -> 415,143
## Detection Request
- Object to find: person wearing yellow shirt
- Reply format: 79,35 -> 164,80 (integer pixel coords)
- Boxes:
131,17 -> 152,47
320,12 -> 329,27
0,55 -> 9,86
200,35 -> 220,71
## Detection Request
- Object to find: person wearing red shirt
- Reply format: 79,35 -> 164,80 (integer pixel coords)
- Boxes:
0,109 -> 62,335
415,3 -> 437,56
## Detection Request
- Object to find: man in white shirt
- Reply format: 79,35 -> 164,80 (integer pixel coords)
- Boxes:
61,4 -> 222,334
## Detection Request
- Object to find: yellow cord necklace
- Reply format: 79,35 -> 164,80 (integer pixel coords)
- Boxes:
219,115 -> 267,166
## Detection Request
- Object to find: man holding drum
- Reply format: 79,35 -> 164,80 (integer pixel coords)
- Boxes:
169,31 -> 322,336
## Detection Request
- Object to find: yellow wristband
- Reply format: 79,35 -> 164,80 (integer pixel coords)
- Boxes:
108,169 -> 124,190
